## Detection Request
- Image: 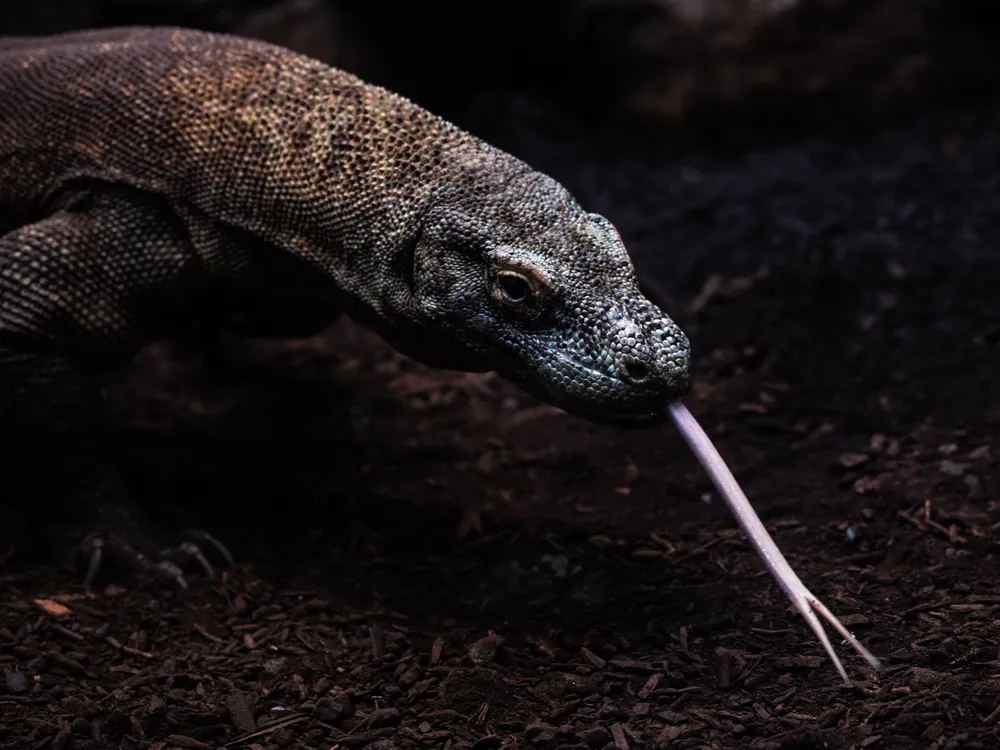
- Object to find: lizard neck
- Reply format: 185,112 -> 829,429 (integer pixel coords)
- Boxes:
178,76 -> 468,317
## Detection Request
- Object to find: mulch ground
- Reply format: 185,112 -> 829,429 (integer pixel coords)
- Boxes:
2,49 -> 1000,750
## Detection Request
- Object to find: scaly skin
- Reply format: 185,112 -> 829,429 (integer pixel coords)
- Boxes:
0,27 -> 691,585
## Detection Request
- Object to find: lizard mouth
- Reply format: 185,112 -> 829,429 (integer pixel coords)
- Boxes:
503,359 -> 678,429
556,396 -> 671,428
570,407 -> 670,428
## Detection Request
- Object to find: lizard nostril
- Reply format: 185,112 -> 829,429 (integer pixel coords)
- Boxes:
623,359 -> 650,384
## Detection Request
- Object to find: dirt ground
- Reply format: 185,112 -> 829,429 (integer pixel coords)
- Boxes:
3,20 -> 1000,750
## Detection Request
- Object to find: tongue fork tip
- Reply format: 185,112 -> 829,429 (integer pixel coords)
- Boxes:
666,401 -> 882,683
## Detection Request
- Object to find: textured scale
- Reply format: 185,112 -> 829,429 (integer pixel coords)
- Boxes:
0,27 -> 690,519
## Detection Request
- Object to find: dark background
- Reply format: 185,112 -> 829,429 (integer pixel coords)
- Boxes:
2,3 -> 1000,749
5,0 -> 1000,142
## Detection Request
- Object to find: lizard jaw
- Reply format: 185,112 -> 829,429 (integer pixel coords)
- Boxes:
507,349 -> 690,428
498,368 -> 679,429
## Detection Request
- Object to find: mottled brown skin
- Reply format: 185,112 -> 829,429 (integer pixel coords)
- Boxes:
0,27 -> 691,585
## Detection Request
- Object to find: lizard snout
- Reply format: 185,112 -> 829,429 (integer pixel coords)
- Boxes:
610,317 -> 682,390
600,307 -> 692,417
619,356 -> 651,385
612,320 -> 655,386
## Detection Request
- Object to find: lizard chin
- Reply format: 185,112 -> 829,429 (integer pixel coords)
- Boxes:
544,398 -> 672,429
367,324 -> 678,427
499,372 -> 675,429
573,407 -> 671,428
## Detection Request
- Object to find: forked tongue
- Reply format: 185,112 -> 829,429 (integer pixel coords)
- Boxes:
667,402 -> 883,684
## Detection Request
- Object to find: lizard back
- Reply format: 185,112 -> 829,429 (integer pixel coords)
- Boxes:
0,26 -> 479,272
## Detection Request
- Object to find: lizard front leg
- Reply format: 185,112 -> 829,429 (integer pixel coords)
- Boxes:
0,187 -> 235,588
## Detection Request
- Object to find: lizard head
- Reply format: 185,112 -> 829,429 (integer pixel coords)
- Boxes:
388,155 -> 691,427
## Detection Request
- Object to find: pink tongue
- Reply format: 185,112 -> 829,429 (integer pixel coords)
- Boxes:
667,402 -> 883,684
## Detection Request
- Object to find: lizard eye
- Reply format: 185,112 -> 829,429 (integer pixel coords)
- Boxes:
496,272 -> 532,306
487,255 -> 552,315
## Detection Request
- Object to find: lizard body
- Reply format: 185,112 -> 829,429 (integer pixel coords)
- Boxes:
0,27 -> 690,583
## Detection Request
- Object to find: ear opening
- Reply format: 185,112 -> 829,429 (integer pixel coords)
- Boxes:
392,223 -> 421,294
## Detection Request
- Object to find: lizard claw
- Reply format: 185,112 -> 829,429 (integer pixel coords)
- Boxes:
183,529 -> 236,571
188,544 -> 216,579
82,536 -> 104,590
161,541 -> 215,580
143,555 -> 189,590
77,530 -> 228,591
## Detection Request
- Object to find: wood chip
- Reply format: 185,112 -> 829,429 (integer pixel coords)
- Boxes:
580,647 -> 607,669
430,636 -> 445,664
226,692 -> 257,733
610,722 -> 629,749
369,624 -> 385,659
33,599 -> 71,617
638,673 -> 662,698
193,623 -> 225,644
165,735 -> 211,749
608,658 -> 659,673
50,623 -> 84,641
718,649 -> 733,688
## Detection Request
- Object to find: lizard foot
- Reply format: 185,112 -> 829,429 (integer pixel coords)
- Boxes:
79,528 -> 235,591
